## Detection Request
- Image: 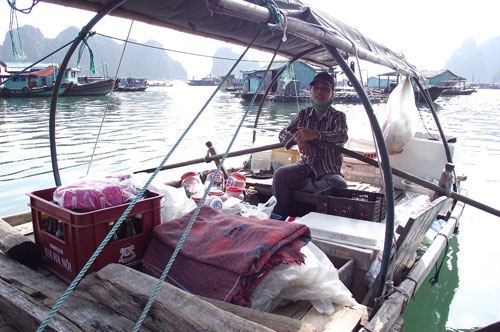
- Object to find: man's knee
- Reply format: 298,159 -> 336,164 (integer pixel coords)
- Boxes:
326,174 -> 347,188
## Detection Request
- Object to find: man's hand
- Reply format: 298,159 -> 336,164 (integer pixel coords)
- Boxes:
297,140 -> 312,156
294,128 -> 318,156
294,127 -> 319,142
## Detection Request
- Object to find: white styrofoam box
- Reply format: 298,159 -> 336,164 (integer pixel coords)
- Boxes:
389,132 -> 461,190
312,238 -> 377,270
297,212 -> 386,250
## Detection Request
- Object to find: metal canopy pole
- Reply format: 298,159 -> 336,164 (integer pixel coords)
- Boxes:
412,78 -> 453,163
323,43 -> 395,300
49,0 -> 128,186
207,0 -> 417,76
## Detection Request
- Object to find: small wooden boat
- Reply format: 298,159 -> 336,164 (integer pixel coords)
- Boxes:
2,1 -> 499,332
188,76 -> 222,86
62,78 -> 115,96
0,84 -> 69,98
0,65 -> 69,98
114,77 -> 148,92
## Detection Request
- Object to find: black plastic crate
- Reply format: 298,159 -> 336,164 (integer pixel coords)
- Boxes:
315,187 -> 386,222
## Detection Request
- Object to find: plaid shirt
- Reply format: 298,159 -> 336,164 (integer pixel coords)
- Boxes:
279,106 -> 348,179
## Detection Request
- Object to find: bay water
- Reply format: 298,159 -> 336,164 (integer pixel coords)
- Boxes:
0,83 -> 499,331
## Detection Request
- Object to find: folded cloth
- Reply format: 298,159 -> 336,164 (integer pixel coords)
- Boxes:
142,206 -> 310,307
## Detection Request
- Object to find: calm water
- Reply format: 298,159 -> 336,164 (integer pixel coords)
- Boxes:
0,84 -> 499,331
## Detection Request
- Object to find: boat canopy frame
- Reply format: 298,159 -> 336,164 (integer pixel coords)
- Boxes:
40,0 -> 473,328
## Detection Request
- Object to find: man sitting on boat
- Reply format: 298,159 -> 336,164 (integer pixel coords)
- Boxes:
272,71 -> 348,217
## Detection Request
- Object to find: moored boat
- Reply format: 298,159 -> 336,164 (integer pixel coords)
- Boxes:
1,1 -> 499,332
62,78 -> 115,96
188,76 -> 223,86
114,77 -> 148,92
0,84 -> 68,98
0,65 -> 69,98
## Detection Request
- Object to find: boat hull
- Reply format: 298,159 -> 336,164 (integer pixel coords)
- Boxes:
114,86 -> 147,92
0,85 -> 68,98
63,79 -> 115,96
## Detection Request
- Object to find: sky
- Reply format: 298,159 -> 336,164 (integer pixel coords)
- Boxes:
1,0 -> 499,79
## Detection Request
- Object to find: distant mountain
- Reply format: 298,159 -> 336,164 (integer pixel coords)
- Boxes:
0,25 -> 187,80
210,47 -> 260,78
445,36 -> 500,83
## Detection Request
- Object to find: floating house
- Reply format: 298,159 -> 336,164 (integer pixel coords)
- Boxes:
422,69 -> 476,95
241,60 -> 318,98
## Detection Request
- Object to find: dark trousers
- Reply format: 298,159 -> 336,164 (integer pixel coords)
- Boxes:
271,163 -> 347,217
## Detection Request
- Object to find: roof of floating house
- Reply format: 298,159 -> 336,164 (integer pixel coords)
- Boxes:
421,69 -> 465,80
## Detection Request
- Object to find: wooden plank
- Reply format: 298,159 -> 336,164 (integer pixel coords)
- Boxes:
0,252 -> 151,332
392,196 -> 448,283
301,304 -> 369,332
337,258 -> 355,289
202,297 -> 316,332
272,301 -> 313,320
387,317 -> 404,332
12,222 -> 33,236
362,196 -> 448,306
0,218 -> 42,269
83,264 -> 276,332
363,217 -> 457,332
0,212 -> 31,227
0,279 -> 82,332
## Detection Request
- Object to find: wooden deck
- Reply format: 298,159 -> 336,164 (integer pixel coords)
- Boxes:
0,212 -> 370,332
0,179 -> 459,332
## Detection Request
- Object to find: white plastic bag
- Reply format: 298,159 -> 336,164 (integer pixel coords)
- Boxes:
257,196 -> 277,217
131,173 -> 196,222
250,242 -> 357,315
382,76 -> 417,154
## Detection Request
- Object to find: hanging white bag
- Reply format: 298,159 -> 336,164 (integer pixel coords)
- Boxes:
257,196 -> 277,217
382,76 -> 417,154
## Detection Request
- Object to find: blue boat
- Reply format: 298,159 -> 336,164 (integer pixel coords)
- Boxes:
0,65 -> 69,98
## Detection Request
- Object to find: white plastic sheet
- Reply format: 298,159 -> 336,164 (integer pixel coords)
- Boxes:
131,173 -> 196,222
382,76 -> 417,154
250,242 -> 357,315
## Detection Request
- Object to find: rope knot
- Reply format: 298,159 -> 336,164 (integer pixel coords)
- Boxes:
256,0 -> 284,31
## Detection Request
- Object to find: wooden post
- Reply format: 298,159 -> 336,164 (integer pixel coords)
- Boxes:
206,141 -> 229,178
0,217 -> 42,270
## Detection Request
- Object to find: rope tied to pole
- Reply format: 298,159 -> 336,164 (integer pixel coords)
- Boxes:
429,233 -> 449,285
257,0 -> 284,30
77,31 -> 96,75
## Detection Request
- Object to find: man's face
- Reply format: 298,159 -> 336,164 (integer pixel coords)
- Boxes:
311,81 -> 333,105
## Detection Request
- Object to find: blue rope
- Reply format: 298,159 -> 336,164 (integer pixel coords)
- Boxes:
131,29 -> 276,332
256,0 -> 284,30
36,28 -> 263,332
77,31 -> 96,75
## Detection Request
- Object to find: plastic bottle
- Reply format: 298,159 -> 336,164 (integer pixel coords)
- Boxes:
181,171 -> 203,198
365,251 -> 383,287
205,169 -> 225,194
226,172 -> 246,190
55,222 -> 65,240
205,195 -> 223,209
225,186 -> 244,200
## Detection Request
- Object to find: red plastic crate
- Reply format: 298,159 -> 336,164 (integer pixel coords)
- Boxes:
28,187 -> 163,283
